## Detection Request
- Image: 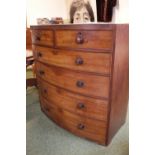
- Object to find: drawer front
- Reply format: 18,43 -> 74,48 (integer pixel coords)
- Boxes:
33,45 -> 112,75
31,30 -> 54,46
38,78 -> 108,121
40,95 -> 107,144
36,62 -> 110,99
55,30 -> 113,50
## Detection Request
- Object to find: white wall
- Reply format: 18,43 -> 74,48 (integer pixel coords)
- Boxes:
27,0 -> 129,27
113,0 -> 129,23
27,0 -> 67,27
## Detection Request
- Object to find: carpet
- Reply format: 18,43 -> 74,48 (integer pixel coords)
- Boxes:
26,86 -> 129,155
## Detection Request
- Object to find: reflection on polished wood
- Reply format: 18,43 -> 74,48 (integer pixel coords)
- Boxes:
30,24 -> 129,146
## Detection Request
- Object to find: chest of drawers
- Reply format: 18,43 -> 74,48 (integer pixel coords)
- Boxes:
30,24 -> 129,146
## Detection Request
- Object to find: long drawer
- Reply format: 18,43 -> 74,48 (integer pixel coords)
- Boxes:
33,45 -> 112,75
36,62 -> 110,99
38,78 -> 108,121
31,30 -> 54,46
55,30 -> 113,50
40,95 -> 107,144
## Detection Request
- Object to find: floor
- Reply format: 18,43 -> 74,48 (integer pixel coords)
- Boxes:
26,68 -> 129,155
26,70 -> 129,155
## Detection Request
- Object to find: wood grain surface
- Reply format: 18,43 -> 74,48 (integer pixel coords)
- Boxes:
30,24 -> 129,146
40,95 -> 107,144
31,30 -> 54,46
36,61 -> 110,99
55,30 -> 113,50
33,45 -> 112,75
38,78 -> 108,121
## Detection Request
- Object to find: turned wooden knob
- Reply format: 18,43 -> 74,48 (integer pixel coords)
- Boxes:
77,124 -> 85,130
75,57 -> 83,65
76,32 -> 84,44
35,36 -> 40,41
77,103 -> 85,109
45,107 -> 49,112
39,70 -> 45,75
76,80 -> 84,87
37,52 -> 42,57
43,89 -> 47,94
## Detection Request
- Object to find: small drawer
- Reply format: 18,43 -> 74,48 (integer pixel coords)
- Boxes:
31,30 -> 54,46
33,45 -> 112,75
38,78 -> 108,121
36,62 -> 110,99
40,95 -> 107,144
55,30 -> 113,50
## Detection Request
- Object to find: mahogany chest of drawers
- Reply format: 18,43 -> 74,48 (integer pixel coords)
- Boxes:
30,24 -> 129,146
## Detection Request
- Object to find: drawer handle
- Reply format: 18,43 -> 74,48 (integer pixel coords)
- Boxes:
77,124 -> 85,130
45,107 -> 49,112
76,32 -> 84,44
39,70 -> 45,75
35,36 -> 40,41
43,89 -> 47,94
76,80 -> 84,88
75,57 -> 83,65
37,52 -> 42,57
77,103 -> 85,109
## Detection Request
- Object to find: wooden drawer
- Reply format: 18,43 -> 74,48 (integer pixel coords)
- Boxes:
31,30 -> 54,46
40,95 -> 107,144
33,45 -> 112,75
55,30 -> 113,50
38,78 -> 108,121
36,62 -> 110,99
